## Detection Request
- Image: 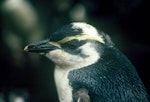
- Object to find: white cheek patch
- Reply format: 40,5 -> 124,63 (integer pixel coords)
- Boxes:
46,49 -> 83,68
45,43 -> 100,69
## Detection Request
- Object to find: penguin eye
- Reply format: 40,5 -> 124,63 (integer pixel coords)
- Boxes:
67,44 -> 78,49
61,40 -> 86,49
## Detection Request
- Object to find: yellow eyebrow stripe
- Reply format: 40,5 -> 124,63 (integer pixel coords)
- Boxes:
57,34 -> 105,44
49,34 -> 105,47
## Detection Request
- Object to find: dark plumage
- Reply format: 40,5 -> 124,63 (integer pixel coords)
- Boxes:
69,43 -> 149,102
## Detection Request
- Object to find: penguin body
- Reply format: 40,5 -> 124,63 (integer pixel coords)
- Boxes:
24,22 -> 150,102
68,45 -> 149,102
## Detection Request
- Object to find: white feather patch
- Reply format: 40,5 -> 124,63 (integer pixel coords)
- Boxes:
72,22 -> 100,37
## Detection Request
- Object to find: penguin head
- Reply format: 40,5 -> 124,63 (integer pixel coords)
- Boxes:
24,22 -> 112,68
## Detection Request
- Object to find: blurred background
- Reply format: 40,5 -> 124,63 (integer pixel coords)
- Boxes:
0,0 -> 149,101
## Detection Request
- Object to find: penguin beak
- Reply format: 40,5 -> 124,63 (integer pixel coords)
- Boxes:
24,40 -> 59,53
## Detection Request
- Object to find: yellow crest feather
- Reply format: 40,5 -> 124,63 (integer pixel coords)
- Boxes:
49,34 -> 105,47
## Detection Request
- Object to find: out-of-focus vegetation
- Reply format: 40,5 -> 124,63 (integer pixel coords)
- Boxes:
0,0 -> 149,101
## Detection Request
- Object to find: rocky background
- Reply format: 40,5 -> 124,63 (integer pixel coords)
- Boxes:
0,0 -> 149,101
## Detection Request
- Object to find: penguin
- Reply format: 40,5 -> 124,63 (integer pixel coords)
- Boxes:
24,22 -> 150,102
